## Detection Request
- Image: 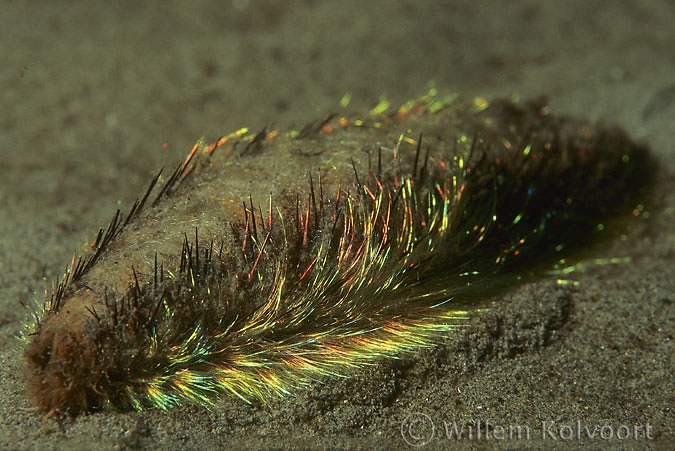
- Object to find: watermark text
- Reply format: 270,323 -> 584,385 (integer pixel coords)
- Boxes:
400,413 -> 654,447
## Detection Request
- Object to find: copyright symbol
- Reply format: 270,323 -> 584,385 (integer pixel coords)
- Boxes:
400,412 -> 434,447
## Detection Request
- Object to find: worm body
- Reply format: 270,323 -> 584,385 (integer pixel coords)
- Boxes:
23,96 -> 654,415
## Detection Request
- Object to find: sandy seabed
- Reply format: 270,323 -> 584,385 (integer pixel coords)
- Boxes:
0,1 -> 672,450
